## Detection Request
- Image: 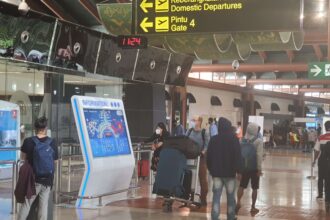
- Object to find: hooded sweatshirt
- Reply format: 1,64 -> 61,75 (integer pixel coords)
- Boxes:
245,123 -> 264,171
207,117 -> 242,178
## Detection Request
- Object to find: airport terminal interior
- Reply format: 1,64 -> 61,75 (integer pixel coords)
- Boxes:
1,0 -> 330,219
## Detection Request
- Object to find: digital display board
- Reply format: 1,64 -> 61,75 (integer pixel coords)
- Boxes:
133,0 -> 303,34
117,35 -> 148,49
0,110 -> 18,161
83,109 -> 131,158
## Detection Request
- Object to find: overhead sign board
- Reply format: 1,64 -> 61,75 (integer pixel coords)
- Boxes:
133,0 -> 303,34
308,62 -> 330,80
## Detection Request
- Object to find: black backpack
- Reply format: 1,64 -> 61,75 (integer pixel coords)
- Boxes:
187,128 -> 206,149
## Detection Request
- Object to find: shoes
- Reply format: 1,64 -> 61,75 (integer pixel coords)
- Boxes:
316,195 -> 323,200
235,204 -> 241,214
250,207 -> 260,213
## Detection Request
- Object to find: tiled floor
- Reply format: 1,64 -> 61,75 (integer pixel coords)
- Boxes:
1,149 -> 330,220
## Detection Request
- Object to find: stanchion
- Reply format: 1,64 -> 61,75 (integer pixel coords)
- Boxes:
11,161 -> 16,214
307,150 -> 316,180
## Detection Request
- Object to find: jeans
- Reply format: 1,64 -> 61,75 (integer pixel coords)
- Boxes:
17,183 -> 50,220
211,177 -> 236,220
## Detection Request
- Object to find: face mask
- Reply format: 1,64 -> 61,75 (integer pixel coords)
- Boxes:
155,128 -> 161,135
190,121 -> 196,129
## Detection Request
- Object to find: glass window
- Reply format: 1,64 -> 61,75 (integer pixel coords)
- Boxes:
199,72 -> 212,81
188,72 -> 200,79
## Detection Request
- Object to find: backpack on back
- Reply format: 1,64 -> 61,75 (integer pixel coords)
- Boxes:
32,137 -> 55,177
240,138 -> 257,172
187,128 -> 206,148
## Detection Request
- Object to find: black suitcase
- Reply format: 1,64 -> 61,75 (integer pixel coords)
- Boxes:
182,169 -> 192,200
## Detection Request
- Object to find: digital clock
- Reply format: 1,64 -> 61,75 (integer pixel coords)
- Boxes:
117,35 -> 148,49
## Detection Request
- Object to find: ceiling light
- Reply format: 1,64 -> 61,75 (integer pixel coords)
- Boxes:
316,12 -> 326,19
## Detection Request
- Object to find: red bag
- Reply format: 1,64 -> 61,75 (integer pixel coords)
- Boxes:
138,160 -> 150,178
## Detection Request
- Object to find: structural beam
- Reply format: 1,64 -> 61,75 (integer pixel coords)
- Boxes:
191,63 -> 308,73
312,44 -> 324,61
187,78 -> 330,104
258,51 -> 267,62
248,79 -> 330,85
299,88 -> 330,93
304,32 -> 327,45
286,50 -> 295,63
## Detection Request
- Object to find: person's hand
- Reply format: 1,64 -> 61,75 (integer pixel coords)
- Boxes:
257,170 -> 263,177
236,173 -> 242,181
151,144 -> 156,150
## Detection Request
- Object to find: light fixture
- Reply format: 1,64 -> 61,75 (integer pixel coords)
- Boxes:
316,12 -> 326,19
18,0 -> 30,15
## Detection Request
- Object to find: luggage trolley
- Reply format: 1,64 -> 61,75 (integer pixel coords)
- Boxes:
152,136 -> 202,212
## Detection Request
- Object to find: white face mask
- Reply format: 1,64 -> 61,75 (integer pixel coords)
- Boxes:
155,128 -> 162,135
190,121 -> 196,129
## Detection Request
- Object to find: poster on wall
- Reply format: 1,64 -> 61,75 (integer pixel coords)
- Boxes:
0,100 -> 20,179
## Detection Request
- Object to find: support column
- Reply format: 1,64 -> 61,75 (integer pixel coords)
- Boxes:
242,86 -> 255,133
170,86 -> 187,130
294,93 -> 305,117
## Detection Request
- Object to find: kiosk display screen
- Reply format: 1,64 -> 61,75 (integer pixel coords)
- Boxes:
83,108 -> 131,158
0,110 -> 18,161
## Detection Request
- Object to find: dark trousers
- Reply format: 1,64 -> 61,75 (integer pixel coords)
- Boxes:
199,156 -> 208,204
318,163 -> 326,197
325,162 -> 330,203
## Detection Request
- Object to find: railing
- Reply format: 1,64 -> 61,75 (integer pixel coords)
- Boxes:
0,147 -> 21,214
0,143 -> 155,211
55,143 -> 154,205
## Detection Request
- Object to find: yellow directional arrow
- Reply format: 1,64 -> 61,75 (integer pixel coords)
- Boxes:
140,0 -> 154,13
140,17 -> 153,33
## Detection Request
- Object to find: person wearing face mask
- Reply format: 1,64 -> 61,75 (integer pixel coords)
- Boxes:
144,122 -> 170,171
186,116 -> 210,207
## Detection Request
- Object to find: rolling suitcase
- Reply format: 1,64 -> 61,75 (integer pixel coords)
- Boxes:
138,160 -> 150,178
182,169 -> 192,200
153,148 -> 187,197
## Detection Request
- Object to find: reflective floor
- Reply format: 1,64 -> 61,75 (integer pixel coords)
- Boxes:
1,149 -> 330,220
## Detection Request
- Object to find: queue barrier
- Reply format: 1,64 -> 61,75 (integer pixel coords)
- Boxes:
56,143 -> 154,206
0,143 -> 155,211
0,147 -> 21,214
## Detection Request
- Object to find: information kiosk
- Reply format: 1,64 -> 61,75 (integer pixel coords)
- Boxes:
71,96 -> 135,208
0,100 -> 20,180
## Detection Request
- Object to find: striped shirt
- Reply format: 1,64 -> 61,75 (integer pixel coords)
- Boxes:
314,132 -> 330,161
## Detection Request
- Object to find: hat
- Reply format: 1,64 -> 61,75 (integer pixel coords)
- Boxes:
245,122 -> 259,140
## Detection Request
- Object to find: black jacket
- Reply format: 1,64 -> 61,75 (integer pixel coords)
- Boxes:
207,117 -> 242,178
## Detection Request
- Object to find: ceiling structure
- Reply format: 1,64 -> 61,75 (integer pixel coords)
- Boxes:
2,0 -> 330,96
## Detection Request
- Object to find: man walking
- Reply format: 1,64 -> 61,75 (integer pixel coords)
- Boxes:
313,120 -> 330,212
208,117 -> 218,137
18,117 -> 58,220
236,122 -> 263,214
207,117 -> 241,220
187,116 -> 210,206
172,119 -> 185,136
